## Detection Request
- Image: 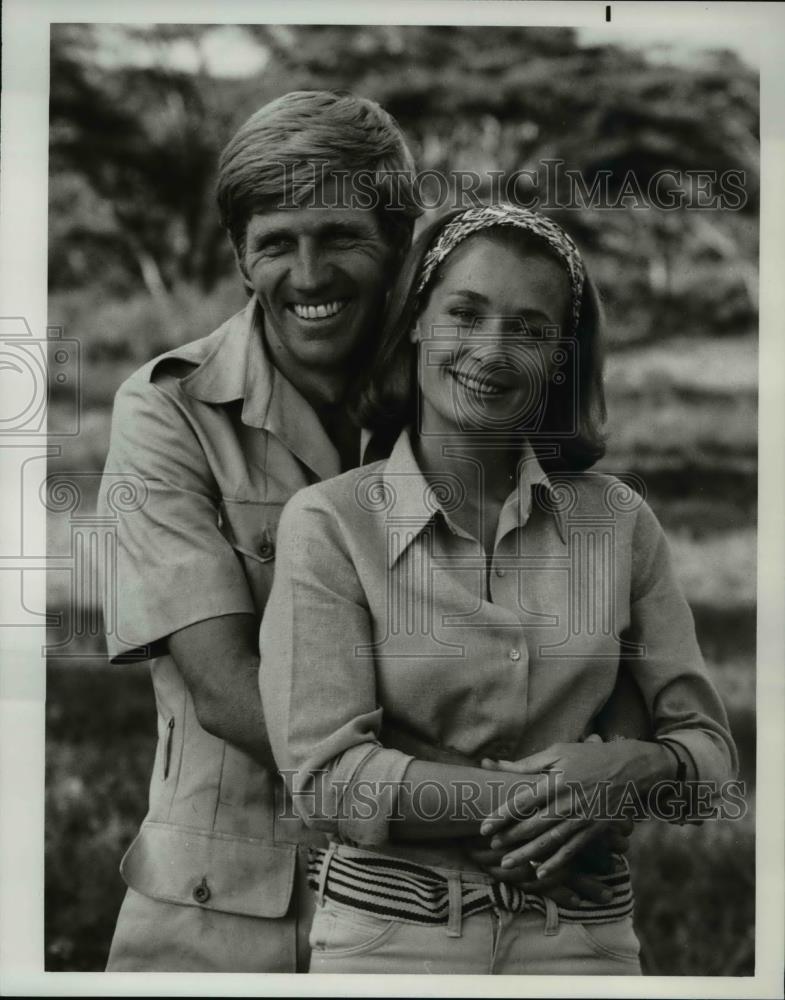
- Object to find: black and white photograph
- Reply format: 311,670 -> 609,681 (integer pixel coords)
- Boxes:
1,2 -> 783,995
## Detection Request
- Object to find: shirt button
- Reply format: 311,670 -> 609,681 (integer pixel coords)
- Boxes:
509,648 -> 521,662
192,877 -> 211,904
495,567 -> 506,578
258,529 -> 275,560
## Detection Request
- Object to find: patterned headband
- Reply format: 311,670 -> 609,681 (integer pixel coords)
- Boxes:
415,204 -> 585,334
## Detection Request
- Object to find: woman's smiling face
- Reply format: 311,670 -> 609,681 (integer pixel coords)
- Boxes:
412,231 -> 573,435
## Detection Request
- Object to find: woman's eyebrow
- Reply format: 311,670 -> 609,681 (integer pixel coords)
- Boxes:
443,289 -> 490,305
444,291 -> 555,323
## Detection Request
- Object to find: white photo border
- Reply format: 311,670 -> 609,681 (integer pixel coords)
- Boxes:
1,1 -> 782,996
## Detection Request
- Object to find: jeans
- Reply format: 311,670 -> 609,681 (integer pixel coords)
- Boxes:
308,895 -> 643,975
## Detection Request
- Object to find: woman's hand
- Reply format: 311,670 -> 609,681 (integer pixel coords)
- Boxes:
478,738 -> 670,877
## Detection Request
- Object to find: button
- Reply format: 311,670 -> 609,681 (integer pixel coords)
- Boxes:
495,567 -> 506,578
258,528 -> 275,561
509,648 -> 521,662
193,877 -> 211,904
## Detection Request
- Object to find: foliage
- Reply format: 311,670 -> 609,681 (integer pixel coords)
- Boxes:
49,24 -> 758,341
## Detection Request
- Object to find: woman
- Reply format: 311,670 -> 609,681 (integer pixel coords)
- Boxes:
259,204 -> 737,975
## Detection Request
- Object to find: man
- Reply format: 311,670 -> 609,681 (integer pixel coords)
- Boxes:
98,90 -> 421,972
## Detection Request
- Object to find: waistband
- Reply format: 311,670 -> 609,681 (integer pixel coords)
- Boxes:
307,843 -> 633,936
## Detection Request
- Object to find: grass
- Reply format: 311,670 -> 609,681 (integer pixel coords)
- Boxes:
630,813 -> 755,976
45,663 -> 156,971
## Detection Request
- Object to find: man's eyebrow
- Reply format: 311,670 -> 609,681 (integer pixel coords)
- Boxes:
249,220 -> 373,249
319,220 -> 374,239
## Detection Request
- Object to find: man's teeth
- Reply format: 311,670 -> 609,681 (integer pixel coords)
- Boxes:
451,368 -> 505,395
291,300 -> 347,320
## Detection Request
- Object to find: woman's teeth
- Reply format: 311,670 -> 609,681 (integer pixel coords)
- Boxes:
450,368 -> 505,395
291,300 -> 347,320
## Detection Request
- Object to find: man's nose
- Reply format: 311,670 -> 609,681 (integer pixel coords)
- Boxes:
289,238 -> 331,293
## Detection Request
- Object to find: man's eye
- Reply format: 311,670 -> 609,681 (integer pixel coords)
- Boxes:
449,308 -> 476,323
327,235 -> 362,250
255,240 -> 291,257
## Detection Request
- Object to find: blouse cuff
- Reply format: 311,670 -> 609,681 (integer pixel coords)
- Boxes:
336,745 -> 415,846
658,729 -> 736,787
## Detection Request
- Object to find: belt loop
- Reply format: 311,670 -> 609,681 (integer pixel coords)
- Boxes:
316,842 -> 338,907
446,872 -> 463,938
543,896 -> 560,936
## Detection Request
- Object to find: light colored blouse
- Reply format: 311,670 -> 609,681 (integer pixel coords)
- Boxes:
259,428 -> 737,872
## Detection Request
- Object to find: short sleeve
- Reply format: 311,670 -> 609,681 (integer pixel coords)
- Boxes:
259,489 -> 413,846
97,376 -> 254,662
623,500 -> 738,785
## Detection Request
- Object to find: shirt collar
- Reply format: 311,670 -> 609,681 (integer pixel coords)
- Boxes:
180,296 -> 343,481
495,440 -> 567,547
383,429 -> 567,568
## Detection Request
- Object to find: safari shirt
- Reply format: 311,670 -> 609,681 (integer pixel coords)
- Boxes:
97,296 -> 349,971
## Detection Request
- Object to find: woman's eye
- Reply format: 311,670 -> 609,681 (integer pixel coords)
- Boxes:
449,308 -> 476,323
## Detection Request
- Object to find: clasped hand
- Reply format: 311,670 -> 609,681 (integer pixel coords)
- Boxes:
466,736 -> 641,904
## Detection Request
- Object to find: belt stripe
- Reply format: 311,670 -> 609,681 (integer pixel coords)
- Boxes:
308,847 -> 634,927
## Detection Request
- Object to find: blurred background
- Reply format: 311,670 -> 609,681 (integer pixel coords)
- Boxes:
46,23 -> 758,974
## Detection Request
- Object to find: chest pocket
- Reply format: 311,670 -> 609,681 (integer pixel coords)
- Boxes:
219,499 -> 283,613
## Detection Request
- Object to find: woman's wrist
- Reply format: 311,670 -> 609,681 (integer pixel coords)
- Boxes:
618,739 -> 677,794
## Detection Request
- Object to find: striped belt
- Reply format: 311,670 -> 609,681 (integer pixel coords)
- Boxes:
307,845 -> 634,932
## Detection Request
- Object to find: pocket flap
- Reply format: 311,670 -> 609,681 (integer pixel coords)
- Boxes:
120,821 -> 297,918
220,500 -> 283,562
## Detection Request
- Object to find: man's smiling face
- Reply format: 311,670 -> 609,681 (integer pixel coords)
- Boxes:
242,200 -> 394,380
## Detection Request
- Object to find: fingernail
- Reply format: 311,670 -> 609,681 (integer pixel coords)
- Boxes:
601,889 -> 613,902
570,895 -> 580,906
490,837 -> 501,850
536,866 -> 549,879
501,857 -> 515,869
480,822 -> 492,836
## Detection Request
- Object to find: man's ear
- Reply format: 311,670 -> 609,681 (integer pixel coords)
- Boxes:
232,241 -> 255,295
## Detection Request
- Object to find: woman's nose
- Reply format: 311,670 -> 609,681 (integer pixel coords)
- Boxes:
486,316 -> 531,339
468,316 -> 528,347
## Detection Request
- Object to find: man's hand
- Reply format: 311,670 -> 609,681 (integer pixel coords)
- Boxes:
465,816 -> 633,904
168,612 -> 276,769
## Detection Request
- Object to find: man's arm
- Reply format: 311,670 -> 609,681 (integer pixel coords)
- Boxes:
99,376 -> 273,768
167,612 -> 275,769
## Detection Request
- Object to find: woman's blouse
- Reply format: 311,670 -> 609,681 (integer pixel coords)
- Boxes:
259,428 -> 737,872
